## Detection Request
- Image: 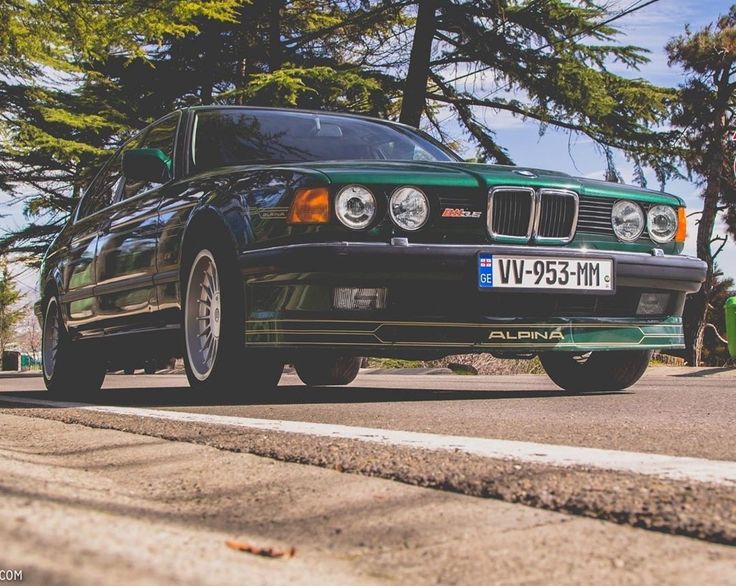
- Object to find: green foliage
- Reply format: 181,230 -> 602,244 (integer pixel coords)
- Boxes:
0,1 -> 250,262
0,261 -> 23,354
221,66 -> 389,113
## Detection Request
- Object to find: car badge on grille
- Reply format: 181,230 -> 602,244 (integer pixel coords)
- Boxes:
442,207 -> 482,219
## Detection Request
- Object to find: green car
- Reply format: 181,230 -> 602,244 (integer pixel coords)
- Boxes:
37,107 -> 706,396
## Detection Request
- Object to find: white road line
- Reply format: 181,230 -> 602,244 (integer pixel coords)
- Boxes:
1,394 -> 735,486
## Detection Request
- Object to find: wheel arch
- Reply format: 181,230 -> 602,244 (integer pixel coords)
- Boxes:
178,206 -> 242,302
40,264 -> 63,301
41,280 -> 57,307
40,275 -> 62,320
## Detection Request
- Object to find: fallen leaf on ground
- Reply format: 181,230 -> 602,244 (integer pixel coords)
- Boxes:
225,539 -> 296,558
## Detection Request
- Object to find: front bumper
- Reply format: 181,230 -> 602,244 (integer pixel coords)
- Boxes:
239,242 -> 705,355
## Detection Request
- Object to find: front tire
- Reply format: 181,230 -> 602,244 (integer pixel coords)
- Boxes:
42,297 -> 106,397
182,244 -> 283,397
295,356 -> 362,386
540,350 -> 651,392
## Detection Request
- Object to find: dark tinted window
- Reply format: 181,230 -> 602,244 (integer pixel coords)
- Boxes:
192,109 -> 457,171
122,113 -> 179,199
77,150 -> 124,219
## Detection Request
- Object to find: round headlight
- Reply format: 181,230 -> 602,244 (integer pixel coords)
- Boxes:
647,205 -> 678,243
611,200 -> 644,242
389,186 -> 429,231
335,185 -> 376,230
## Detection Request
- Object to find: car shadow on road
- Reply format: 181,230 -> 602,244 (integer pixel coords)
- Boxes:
0,384 -> 627,408
672,367 -> 735,377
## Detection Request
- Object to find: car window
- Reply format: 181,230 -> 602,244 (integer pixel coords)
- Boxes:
373,139 -> 437,161
191,109 -> 458,172
121,113 -> 179,200
77,150 -> 125,219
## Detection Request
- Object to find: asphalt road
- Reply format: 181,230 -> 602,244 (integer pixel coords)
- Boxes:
0,367 -> 734,585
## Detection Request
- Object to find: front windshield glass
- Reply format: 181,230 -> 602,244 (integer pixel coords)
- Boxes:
192,109 -> 458,171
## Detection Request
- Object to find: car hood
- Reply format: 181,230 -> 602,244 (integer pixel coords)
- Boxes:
287,160 -> 684,206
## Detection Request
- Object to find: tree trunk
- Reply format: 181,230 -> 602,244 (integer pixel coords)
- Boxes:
268,0 -> 283,71
399,0 -> 437,128
686,127 -> 725,366
687,186 -> 719,366
684,56 -> 733,366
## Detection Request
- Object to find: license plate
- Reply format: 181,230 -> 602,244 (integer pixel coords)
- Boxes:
478,254 -> 613,291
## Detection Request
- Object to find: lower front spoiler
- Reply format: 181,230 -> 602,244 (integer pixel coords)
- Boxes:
245,316 -> 684,354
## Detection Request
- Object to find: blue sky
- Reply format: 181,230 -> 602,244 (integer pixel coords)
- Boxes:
2,0 -> 734,297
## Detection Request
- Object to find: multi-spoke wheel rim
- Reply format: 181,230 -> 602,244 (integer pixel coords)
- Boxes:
185,250 -> 222,381
42,299 -> 60,379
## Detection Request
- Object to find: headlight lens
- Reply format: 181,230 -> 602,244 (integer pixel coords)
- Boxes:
647,205 -> 678,243
389,186 -> 429,231
611,200 -> 644,242
335,185 -> 376,229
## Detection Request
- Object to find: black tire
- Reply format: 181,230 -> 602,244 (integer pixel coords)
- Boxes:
540,350 -> 651,392
181,236 -> 283,397
295,355 -> 362,386
42,297 -> 106,398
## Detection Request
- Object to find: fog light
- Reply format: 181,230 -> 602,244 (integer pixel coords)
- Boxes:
636,293 -> 670,315
333,287 -> 387,310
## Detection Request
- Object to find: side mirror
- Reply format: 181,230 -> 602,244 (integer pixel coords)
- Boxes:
122,148 -> 172,183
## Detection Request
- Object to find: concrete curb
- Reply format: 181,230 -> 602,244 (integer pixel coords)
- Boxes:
360,367 -> 453,375
0,371 -> 42,378
111,367 -> 455,376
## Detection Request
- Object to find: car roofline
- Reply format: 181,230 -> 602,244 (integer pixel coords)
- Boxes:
183,105 -> 420,132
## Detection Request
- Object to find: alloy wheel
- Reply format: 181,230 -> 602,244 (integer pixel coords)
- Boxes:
42,298 -> 60,379
185,250 -> 222,381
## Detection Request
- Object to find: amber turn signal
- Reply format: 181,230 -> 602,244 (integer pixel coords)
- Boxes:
288,188 -> 330,224
675,207 -> 687,243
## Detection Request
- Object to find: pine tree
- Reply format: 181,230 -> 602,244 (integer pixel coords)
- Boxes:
0,261 -> 23,357
393,0 -> 678,175
0,1 -> 243,263
666,8 -> 736,366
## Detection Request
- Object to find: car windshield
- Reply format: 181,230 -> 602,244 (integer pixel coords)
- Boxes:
191,109 -> 458,171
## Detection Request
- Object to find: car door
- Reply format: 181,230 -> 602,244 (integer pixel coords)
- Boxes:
94,113 -> 181,334
59,154 -> 124,337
